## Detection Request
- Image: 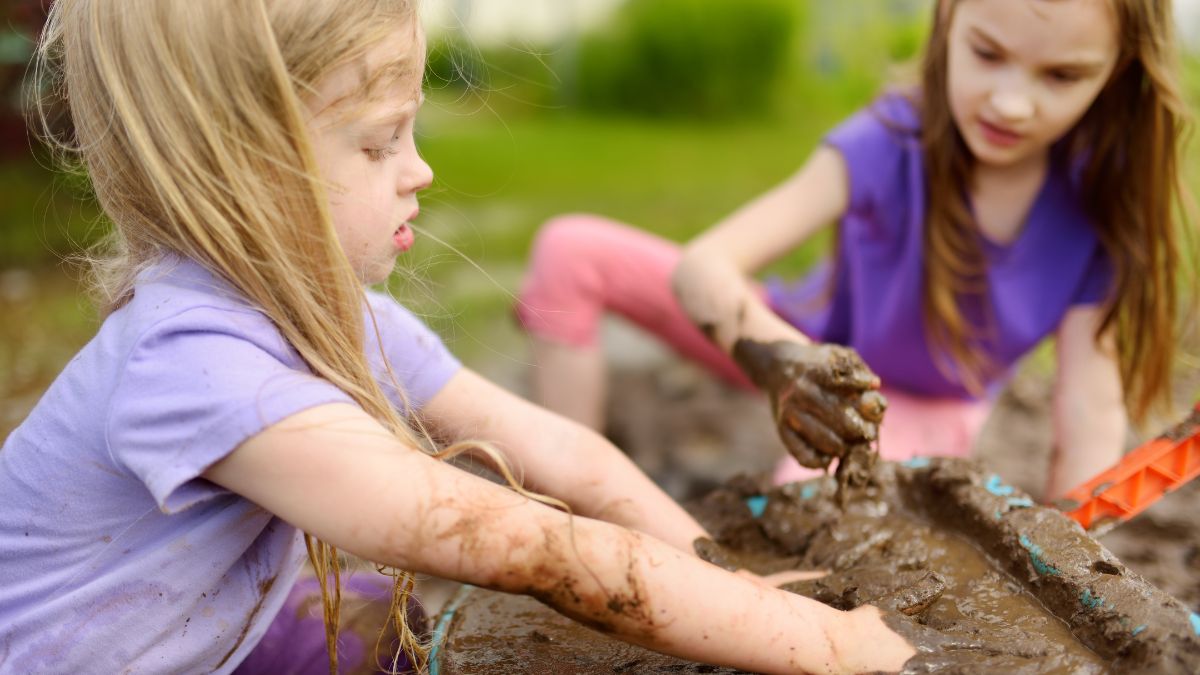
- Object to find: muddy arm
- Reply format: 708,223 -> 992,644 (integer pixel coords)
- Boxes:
205,402 -> 914,674
672,148 -> 885,470
418,368 -> 708,554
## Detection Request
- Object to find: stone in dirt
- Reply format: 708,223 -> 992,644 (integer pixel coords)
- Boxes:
433,458 -> 1200,674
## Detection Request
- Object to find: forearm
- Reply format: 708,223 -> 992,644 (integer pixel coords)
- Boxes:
1048,310 -> 1127,502
422,371 -> 708,553
510,416 -> 708,553
669,147 -> 849,354
291,445 -> 846,672
672,247 -> 809,353
1049,389 -> 1126,501
483,511 -> 853,674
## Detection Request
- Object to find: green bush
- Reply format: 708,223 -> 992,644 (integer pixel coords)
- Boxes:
574,0 -> 804,119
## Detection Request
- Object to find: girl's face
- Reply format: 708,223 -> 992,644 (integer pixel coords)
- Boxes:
306,30 -> 433,284
946,0 -> 1120,170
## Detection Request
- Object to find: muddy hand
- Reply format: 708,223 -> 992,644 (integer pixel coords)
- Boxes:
733,339 -> 886,469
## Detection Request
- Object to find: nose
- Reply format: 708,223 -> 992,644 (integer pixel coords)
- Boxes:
400,151 -> 434,196
989,85 -> 1034,123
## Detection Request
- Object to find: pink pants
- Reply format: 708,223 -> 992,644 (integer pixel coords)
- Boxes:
517,215 -> 990,483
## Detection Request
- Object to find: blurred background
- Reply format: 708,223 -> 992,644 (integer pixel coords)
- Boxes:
0,0 -> 1197,442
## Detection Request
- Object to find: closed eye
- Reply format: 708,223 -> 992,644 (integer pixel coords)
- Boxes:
972,45 -> 1001,63
1046,69 -> 1083,85
366,139 -> 400,162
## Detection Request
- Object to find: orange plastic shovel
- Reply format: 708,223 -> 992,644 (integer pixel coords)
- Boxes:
1060,401 -> 1200,535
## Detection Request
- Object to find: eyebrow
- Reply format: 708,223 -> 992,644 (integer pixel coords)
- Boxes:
362,94 -> 426,129
967,27 -> 1109,72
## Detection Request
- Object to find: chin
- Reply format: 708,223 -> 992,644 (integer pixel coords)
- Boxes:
353,261 -> 395,286
365,268 -> 394,285
965,136 -> 1025,169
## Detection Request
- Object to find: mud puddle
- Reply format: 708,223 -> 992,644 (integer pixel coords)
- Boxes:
435,459 -> 1200,674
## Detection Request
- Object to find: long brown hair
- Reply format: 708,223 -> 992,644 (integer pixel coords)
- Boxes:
918,0 -> 1194,421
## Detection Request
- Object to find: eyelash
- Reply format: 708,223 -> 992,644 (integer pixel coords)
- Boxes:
1047,71 -> 1082,85
366,136 -> 401,162
366,146 -> 399,161
972,45 -> 1001,63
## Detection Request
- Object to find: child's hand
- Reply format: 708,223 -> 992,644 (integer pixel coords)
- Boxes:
732,339 -> 886,469
736,568 -> 828,587
694,537 -> 827,586
836,605 -> 918,674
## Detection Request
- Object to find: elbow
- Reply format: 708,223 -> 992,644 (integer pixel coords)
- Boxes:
671,245 -> 726,332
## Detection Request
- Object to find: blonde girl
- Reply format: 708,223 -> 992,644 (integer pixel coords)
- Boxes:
518,0 -> 1194,501
0,1 -> 916,673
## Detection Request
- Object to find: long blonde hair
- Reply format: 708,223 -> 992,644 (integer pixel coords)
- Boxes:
36,0 -> 439,670
917,0 -> 1194,420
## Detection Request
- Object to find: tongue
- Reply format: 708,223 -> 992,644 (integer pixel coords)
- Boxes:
394,224 -> 415,252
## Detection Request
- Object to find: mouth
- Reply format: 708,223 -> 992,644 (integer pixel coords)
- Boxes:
393,210 -> 418,252
978,118 -> 1023,148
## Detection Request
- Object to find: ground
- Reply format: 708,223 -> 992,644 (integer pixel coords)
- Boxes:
585,321 -> 1200,615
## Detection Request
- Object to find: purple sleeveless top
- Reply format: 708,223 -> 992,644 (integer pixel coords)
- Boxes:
766,94 -> 1112,400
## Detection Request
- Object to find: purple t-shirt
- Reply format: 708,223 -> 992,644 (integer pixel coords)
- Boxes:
0,257 -> 461,673
767,94 -> 1112,400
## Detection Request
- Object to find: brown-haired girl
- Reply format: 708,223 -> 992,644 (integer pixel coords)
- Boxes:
0,0 -> 917,673
519,0 -> 1194,501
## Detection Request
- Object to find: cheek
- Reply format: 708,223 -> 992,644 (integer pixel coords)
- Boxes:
329,170 -> 391,223
945,69 -> 974,128
945,46 -> 981,115
1040,87 -> 1103,138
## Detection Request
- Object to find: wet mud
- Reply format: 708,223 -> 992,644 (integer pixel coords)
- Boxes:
436,459 -> 1200,674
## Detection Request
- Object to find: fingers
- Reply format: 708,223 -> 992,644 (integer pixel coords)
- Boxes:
835,444 -> 875,487
781,378 -> 879,444
781,409 -> 845,457
857,389 -> 888,423
693,537 -> 738,572
778,424 -> 834,470
753,569 -> 829,587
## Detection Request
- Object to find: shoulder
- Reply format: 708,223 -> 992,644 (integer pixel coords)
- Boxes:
823,91 -> 925,223
363,289 -> 462,411
110,256 -> 337,429
106,260 -> 352,511
120,258 -> 296,367
365,290 -> 443,346
824,91 -> 922,162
